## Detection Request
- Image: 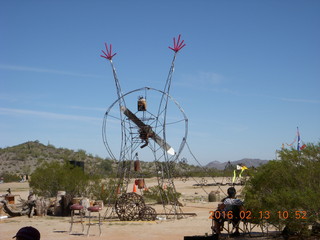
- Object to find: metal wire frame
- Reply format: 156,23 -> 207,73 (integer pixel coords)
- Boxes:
102,87 -> 188,219
102,87 -> 188,161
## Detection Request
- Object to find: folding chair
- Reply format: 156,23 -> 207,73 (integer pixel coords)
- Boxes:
211,205 -> 249,239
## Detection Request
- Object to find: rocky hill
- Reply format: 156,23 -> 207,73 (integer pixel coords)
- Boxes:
0,141 -> 113,176
205,158 -> 269,170
0,141 -> 197,178
0,141 -> 270,178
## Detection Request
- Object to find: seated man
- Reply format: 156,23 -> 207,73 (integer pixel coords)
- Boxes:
212,187 -> 244,237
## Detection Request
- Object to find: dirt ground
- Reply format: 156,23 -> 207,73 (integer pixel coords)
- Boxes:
0,178 -> 276,240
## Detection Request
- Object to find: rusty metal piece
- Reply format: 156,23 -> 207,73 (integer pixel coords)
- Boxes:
137,179 -> 145,189
134,160 -> 141,171
139,206 -> 157,221
115,192 -> 145,221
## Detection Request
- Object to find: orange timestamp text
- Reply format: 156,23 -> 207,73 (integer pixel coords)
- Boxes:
209,210 -> 308,220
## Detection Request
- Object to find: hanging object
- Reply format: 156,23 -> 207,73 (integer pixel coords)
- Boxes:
138,96 -> 147,111
137,179 -> 145,189
134,160 -> 141,172
133,179 -> 145,190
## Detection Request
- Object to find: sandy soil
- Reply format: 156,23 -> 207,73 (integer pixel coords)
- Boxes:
0,178 -> 273,240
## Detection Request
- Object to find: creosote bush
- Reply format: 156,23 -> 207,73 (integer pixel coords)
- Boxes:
243,142 -> 320,237
0,172 -> 21,182
143,185 -> 181,204
30,161 -> 101,198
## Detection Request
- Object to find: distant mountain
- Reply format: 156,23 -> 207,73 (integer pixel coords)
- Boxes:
206,158 -> 269,170
0,141 -> 269,178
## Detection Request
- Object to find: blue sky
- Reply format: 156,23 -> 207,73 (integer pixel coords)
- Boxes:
1,1 -> 319,165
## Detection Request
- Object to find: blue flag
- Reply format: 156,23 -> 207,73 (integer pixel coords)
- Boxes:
297,127 -> 301,151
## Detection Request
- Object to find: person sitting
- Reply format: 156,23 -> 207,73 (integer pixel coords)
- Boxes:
212,187 -> 244,237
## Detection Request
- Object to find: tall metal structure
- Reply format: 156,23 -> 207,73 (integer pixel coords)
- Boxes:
101,35 -> 188,219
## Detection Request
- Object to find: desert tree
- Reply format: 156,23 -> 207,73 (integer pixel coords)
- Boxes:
30,161 -> 100,198
243,142 -> 320,237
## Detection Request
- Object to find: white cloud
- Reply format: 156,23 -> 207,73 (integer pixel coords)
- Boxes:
67,105 -> 106,112
279,97 -> 320,104
0,94 -> 19,102
198,71 -> 223,85
0,64 -> 104,78
0,107 -> 101,122
177,71 -> 224,88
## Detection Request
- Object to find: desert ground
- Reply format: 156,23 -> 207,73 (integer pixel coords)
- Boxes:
0,177 -> 275,240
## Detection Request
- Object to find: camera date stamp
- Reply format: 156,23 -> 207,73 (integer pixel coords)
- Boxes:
209,210 -> 308,220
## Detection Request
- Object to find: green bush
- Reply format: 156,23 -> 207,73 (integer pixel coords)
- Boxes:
243,142 -> 320,237
1,172 -> 21,182
143,185 -> 181,204
30,161 -> 101,198
90,178 -> 118,204
98,159 -> 114,175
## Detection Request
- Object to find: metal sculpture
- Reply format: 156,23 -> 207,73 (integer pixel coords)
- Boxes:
101,35 -> 188,219
139,206 -> 157,221
115,192 -> 145,221
115,192 -> 157,221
